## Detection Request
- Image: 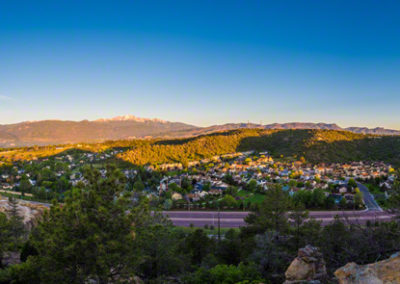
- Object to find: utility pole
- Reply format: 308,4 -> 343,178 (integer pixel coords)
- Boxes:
217,206 -> 221,242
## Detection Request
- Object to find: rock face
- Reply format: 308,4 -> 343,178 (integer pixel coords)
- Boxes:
335,252 -> 400,284
284,245 -> 327,284
0,196 -> 47,230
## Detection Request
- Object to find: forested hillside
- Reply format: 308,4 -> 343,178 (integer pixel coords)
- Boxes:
2,128 -> 400,166
118,129 -> 400,166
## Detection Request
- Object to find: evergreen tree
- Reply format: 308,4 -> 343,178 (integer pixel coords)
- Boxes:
19,175 -> 32,196
289,204 -> 309,250
29,165 -> 150,283
0,213 -> 12,268
6,197 -> 25,249
185,229 -> 213,265
388,169 -> 400,218
245,185 -> 292,234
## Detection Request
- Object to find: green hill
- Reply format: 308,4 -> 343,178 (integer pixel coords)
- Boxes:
2,129 -> 399,166
118,129 -> 400,166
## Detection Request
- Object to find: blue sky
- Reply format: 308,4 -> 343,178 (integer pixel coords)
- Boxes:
1,1 -> 399,128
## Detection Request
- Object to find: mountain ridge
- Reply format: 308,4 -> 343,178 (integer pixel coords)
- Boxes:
200,122 -> 400,136
0,116 -> 399,147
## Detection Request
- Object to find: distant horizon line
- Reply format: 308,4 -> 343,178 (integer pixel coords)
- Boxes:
1,114 -> 399,131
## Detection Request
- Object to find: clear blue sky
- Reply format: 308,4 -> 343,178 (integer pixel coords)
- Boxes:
1,1 -> 399,128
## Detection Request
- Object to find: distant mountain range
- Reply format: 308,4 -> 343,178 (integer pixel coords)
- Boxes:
192,122 -> 400,137
0,115 -> 399,147
0,116 -> 196,147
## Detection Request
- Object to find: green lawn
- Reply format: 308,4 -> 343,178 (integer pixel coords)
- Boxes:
366,184 -> 384,195
237,190 -> 265,204
366,183 -> 390,209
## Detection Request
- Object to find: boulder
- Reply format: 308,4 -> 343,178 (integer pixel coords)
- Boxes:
334,252 -> 400,284
284,245 -> 327,284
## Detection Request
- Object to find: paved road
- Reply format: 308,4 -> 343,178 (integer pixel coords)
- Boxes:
164,210 -> 395,228
164,182 -> 388,227
7,182 -> 390,228
357,182 -> 382,211
7,199 -> 394,228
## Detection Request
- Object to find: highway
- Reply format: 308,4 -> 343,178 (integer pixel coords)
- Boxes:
164,182 -> 390,228
164,210 -> 395,228
6,183 -> 394,228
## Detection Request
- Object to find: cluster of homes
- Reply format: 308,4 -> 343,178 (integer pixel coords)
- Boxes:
0,148 -> 397,209
54,150 -> 123,166
154,151 -> 395,204
0,169 -> 30,191
0,149 -> 131,194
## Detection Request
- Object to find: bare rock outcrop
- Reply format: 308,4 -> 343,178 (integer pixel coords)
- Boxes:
334,252 -> 400,284
284,245 -> 327,284
0,196 -> 47,230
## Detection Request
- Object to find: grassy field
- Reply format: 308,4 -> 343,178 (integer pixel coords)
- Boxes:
366,183 -> 390,209
237,190 -> 265,205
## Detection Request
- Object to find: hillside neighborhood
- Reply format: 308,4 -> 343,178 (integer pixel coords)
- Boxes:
0,148 -> 396,211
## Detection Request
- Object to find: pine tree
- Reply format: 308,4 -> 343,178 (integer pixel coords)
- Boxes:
245,184 -> 292,234
0,212 -> 12,268
30,165 -> 158,283
6,196 -> 25,249
289,203 -> 309,250
388,169 -> 400,218
7,196 -> 20,220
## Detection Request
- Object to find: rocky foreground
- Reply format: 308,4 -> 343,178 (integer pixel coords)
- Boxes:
284,245 -> 400,283
335,252 -> 400,284
284,245 -> 328,283
2,196 -> 400,283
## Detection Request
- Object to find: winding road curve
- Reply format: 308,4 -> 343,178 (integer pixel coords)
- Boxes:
357,182 -> 382,211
